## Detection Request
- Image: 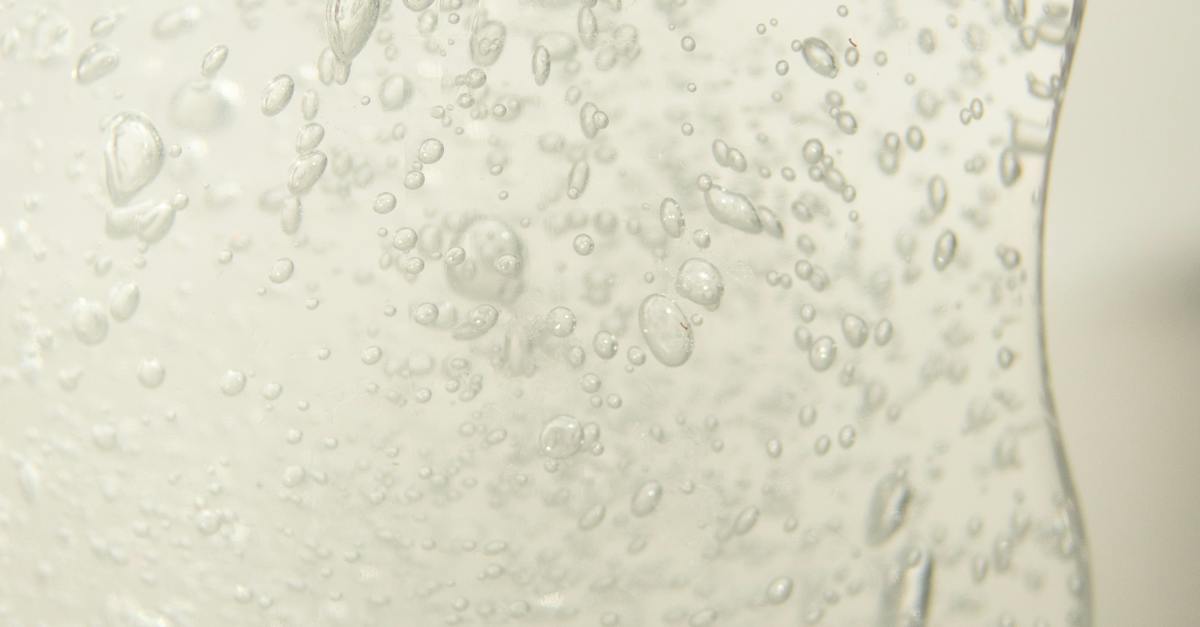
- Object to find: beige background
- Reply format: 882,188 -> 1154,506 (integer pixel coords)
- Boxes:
1046,0 -> 1200,625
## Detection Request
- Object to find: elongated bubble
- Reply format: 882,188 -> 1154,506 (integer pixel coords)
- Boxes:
703,185 -> 762,233
325,0 -> 380,66
532,45 -> 551,85
75,43 -> 120,84
801,37 -> 838,78
261,74 -> 295,116
103,112 -> 164,206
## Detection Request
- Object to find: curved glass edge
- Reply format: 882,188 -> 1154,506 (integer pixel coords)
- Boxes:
1034,0 -> 1093,623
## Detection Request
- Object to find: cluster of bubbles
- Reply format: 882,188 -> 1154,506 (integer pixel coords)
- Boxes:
0,0 -> 1089,625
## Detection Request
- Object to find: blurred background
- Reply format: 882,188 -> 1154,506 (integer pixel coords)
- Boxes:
1046,0 -> 1200,625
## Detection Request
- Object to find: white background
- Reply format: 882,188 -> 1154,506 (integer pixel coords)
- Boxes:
1046,0 -> 1200,624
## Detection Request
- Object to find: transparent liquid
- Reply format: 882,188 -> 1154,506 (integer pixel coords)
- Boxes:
0,0 -> 1089,625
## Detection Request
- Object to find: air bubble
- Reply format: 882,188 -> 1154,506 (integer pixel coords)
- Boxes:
630,480 -> 663,516
295,123 -> 325,154
703,185 -> 763,233
137,358 -> 166,388
200,44 -> 229,77
809,336 -> 837,371
261,75 -> 296,117
539,415 -> 583,459
326,0 -> 381,68
104,112 -> 164,206
379,75 -> 412,110
361,346 -> 383,365
660,197 -> 686,237
418,138 -> 445,164
841,314 -> 869,347
547,307 -> 577,337
638,294 -> 694,367
108,282 -> 140,321
532,46 -> 551,85
72,299 -> 109,345
573,233 -> 595,255
800,38 -> 839,78
75,43 -> 120,84
220,370 -> 247,396
287,152 -> 327,195
933,230 -> 958,270
593,330 -> 619,360
675,258 -> 724,311
766,577 -> 794,604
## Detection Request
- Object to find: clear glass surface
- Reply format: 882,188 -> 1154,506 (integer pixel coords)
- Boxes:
0,0 -> 1089,625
